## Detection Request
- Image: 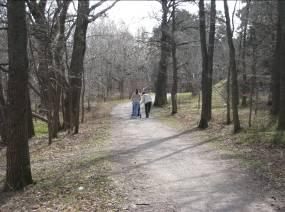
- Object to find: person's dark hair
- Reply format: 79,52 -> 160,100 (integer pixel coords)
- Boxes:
135,89 -> 138,94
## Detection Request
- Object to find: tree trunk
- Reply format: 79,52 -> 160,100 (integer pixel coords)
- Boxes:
69,0 -> 89,134
5,0 -> 33,191
277,0 -> 285,130
271,14 -> 281,115
224,0 -> 241,133
241,0 -> 250,107
0,72 -> 7,144
119,79 -> 124,100
249,40 -> 257,128
171,0 -> 178,115
207,0 -> 216,120
226,66 -> 231,125
198,0 -> 209,129
81,67 -> 85,123
154,0 -> 169,107
26,88 -> 35,139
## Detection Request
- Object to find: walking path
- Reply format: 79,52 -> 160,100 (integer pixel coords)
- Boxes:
109,102 -> 276,212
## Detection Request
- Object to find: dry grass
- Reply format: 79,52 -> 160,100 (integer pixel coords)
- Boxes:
152,83 -> 285,197
0,102 -> 122,211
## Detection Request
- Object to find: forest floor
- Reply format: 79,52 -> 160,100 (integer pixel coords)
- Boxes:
0,101 -> 124,211
0,88 -> 284,211
107,101 -> 284,211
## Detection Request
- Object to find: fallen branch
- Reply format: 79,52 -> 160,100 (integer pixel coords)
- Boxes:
32,112 -> 48,123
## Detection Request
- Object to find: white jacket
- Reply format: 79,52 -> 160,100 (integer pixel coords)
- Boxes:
141,94 -> 152,104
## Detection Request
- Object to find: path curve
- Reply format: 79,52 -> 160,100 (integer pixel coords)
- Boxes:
109,102 -> 276,212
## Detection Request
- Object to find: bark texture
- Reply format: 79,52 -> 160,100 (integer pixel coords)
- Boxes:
69,0 -> 89,134
198,0 -> 209,129
207,0 -> 216,120
5,0 -> 33,191
271,12 -> 281,115
154,0 -> 169,107
278,0 -> 285,129
171,0 -> 178,115
224,0 -> 241,133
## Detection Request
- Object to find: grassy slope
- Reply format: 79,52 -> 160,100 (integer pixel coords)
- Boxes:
0,102 -> 122,211
152,82 -> 285,195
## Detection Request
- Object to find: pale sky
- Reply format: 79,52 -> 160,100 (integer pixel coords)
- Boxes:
107,1 -> 244,35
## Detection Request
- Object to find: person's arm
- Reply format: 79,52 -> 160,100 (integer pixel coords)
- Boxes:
141,95 -> 145,105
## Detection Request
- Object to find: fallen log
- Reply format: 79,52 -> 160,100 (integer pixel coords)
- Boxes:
32,112 -> 48,123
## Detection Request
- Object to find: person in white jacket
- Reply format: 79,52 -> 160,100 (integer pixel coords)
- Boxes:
141,91 -> 152,118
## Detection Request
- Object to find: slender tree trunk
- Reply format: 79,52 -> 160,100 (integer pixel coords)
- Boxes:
0,72 -> 7,144
224,0 -> 241,133
207,0 -> 216,120
154,0 -> 169,107
198,0 -> 209,129
81,67 -> 85,123
52,1 -> 70,134
226,66 -> 231,125
26,88 -> 35,138
249,41 -> 257,128
278,0 -> 285,130
5,0 -> 33,191
119,79 -> 124,100
69,0 -> 89,134
171,0 -> 178,115
87,97 -> 91,111
241,0 -> 250,107
271,15 -> 281,115
47,79 -> 54,144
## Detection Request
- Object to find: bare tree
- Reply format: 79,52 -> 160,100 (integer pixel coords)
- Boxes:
171,0 -> 178,114
68,0 -> 118,134
207,0 -> 216,120
277,0 -> 285,130
271,6 -> 281,115
5,0 -> 33,190
240,0 -> 251,107
224,0 -> 241,133
154,0 -> 170,107
198,0 -> 209,128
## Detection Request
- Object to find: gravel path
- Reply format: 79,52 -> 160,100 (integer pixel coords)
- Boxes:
109,102 -> 276,212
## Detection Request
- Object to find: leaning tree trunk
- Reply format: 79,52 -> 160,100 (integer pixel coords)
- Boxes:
207,0 -> 216,120
5,0 -> 33,191
69,0 -> 89,134
154,0 -> 169,107
224,0 -> 241,133
277,0 -> 285,130
198,0 -> 209,129
171,0 -> 178,115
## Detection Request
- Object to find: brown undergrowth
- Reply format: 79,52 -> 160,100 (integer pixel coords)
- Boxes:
0,101 -> 122,211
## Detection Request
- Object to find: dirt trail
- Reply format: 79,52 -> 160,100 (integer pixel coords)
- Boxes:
109,102 -> 277,212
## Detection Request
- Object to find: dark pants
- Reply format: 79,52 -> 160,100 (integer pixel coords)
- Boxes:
145,102 -> 152,118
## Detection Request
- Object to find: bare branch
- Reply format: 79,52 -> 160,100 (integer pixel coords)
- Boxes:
88,0 -> 119,23
32,112 -> 48,123
89,0 -> 107,13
